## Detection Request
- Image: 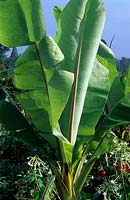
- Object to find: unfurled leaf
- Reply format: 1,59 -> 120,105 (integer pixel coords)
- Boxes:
57,0 -> 106,145
0,0 -> 45,46
13,36 -> 74,134
78,60 -> 109,140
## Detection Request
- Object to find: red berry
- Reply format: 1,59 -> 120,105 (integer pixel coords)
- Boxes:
115,162 -> 130,173
115,162 -> 121,172
98,169 -> 107,177
123,164 -> 130,173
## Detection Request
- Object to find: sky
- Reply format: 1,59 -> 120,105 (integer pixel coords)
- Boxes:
42,0 -> 130,59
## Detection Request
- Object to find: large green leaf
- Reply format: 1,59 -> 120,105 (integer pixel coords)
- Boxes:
56,0 -> 106,145
72,60 -> 109,175
97,42 -> 124,112
53,124 -> 72,164
0,0 -> 45,46
97,41 -> 118,86
95,94 -> 130,139
13,36 -> 74,134
78,60 -> 109,139
12,129 -> 44,150
96,93 -> 130,137
0,88 -> 29,130
95,43 -> 130,138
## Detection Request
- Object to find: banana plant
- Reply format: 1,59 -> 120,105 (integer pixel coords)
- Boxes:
0,0 -> 130,199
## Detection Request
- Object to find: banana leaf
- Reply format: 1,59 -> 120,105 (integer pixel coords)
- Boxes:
0,0 -> 45,46
95,44 -> 130,137
13,36 -> 74,133
72,59 -> 109,174
56,0 -> 106,145
78,59 -> 109,140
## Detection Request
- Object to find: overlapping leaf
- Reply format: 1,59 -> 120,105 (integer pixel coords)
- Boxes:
97,42 -> 124,112
0,0 -> 45,46
56,0 -> 106,145
78,60 -> 109,140
72,60 -> 109,176
97,41 -> 118,86
95,44 -> 130,137
13,36 -> 74,134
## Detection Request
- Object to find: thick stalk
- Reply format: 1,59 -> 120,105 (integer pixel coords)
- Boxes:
55,178 -> 77,200
54,163 -> 78,200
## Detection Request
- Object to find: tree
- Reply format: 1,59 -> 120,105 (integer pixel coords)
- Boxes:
0,45 -> 18,70
9,47 -> 19,66
0,1 -> 130,199
0,44 -> 9,70
116,57 -> 130,77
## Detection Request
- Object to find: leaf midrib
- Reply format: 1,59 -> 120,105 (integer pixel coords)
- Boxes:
68,1 -> 89,144
34,43 -> 52,127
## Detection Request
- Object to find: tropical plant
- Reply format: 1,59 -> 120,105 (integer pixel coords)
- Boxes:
0,0 -> 130,199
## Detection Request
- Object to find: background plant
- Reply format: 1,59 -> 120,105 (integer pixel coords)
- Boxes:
0,125 -> 55,200
0,1 -> 130,199
81,128 -> 130,200
15,155 -> 57,200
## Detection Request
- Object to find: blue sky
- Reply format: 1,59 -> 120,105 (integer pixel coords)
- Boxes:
42,0 -> 130,58
103,0 -> 130,58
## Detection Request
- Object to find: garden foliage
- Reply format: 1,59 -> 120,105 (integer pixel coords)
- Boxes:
0,0 -> 130,199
